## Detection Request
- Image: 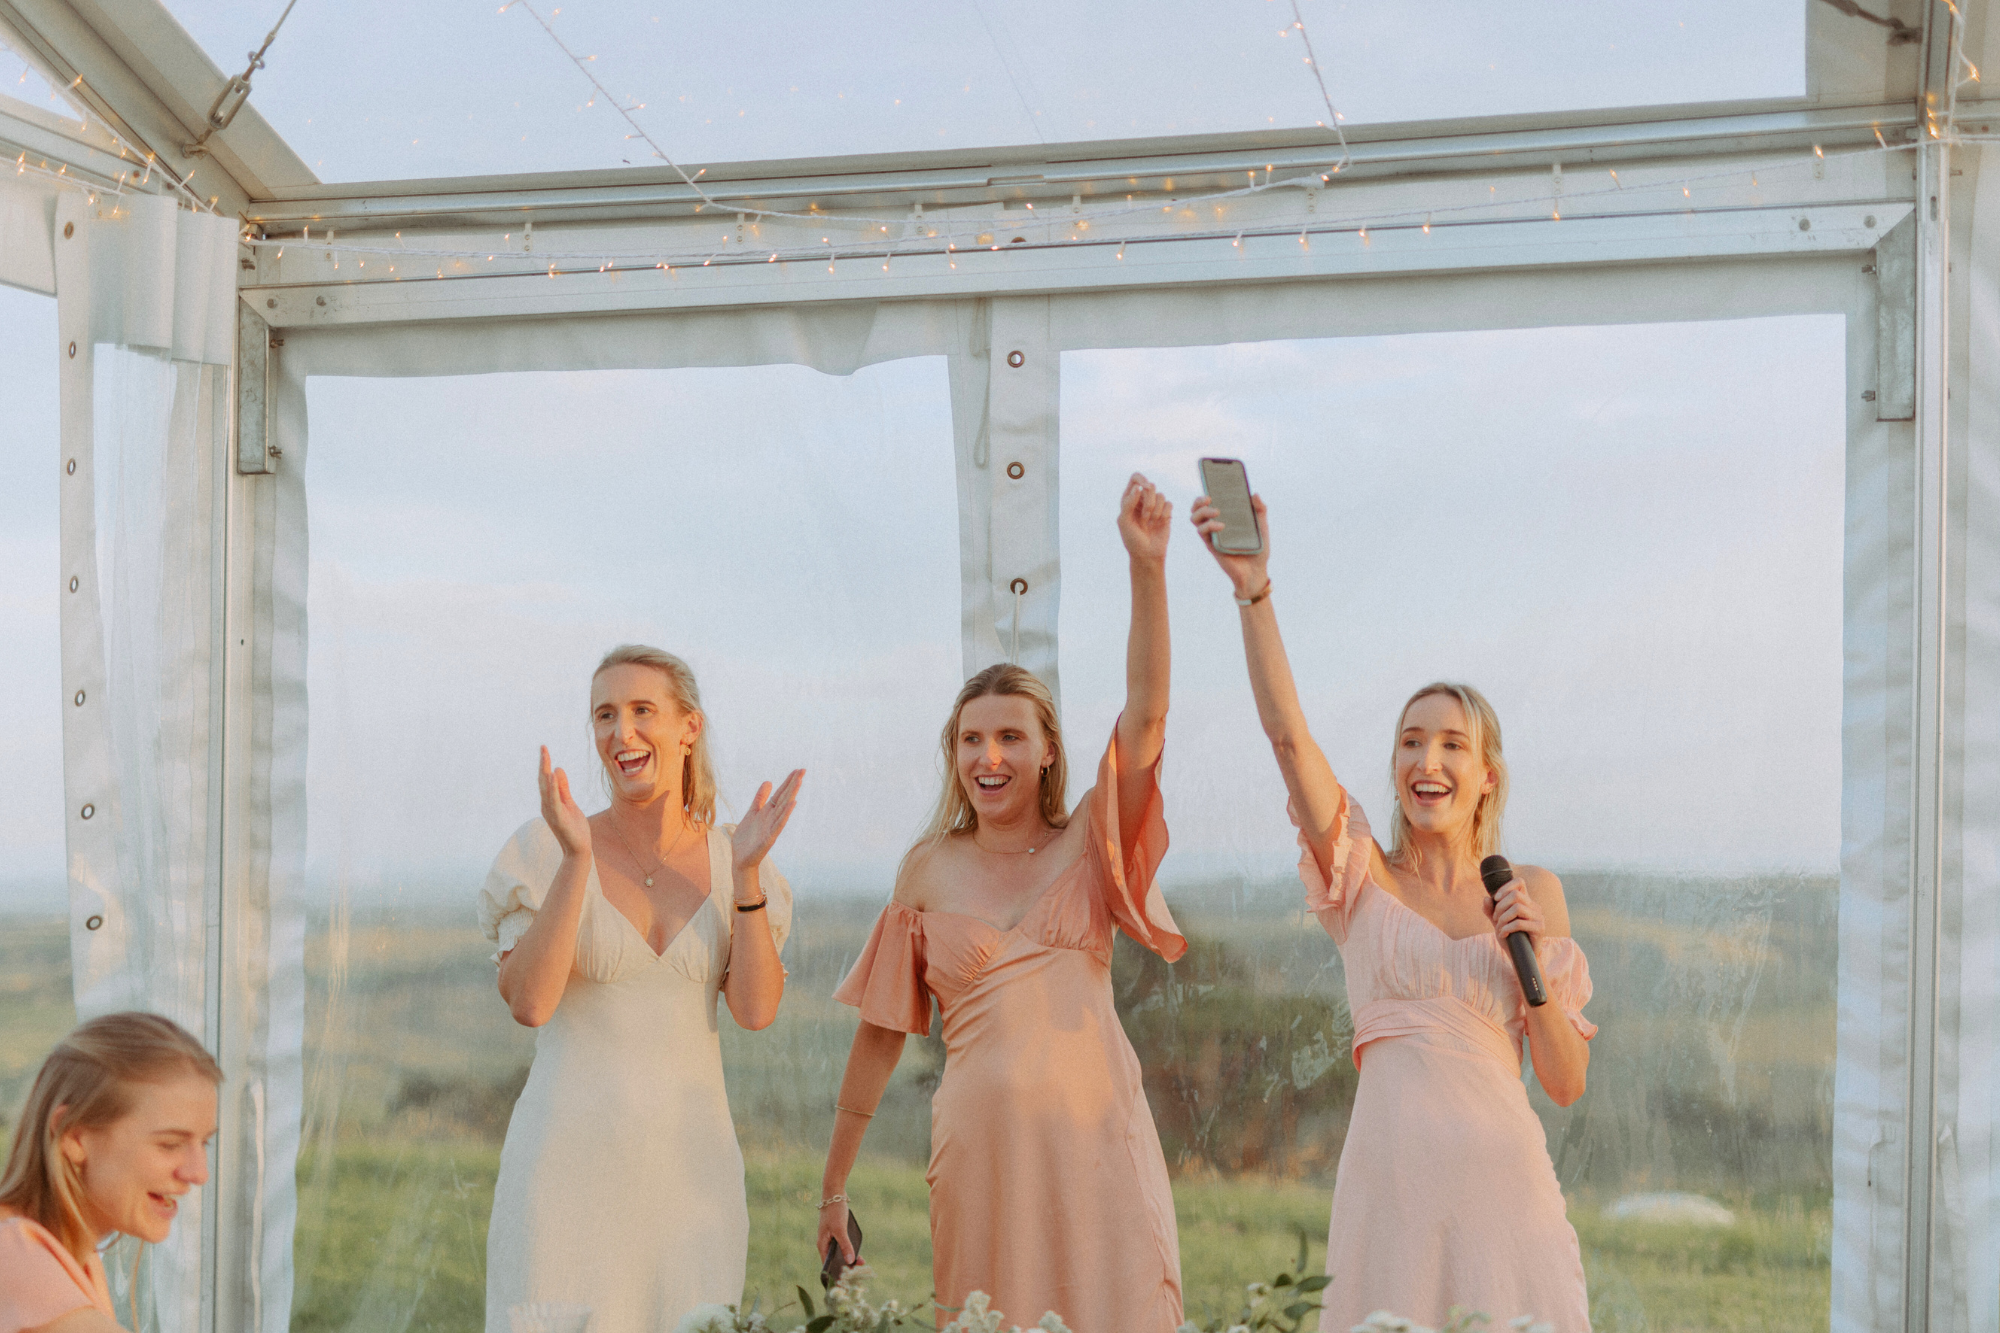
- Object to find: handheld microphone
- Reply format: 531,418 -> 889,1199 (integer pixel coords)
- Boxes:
1479,854 -> 1548,1008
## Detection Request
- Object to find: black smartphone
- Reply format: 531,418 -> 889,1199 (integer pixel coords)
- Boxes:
820,1209 -> 864,1289
1198,457 -> 1263,555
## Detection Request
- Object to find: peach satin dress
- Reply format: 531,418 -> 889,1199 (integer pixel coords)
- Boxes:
1300,789 -> 1596,1333
835,733 -> 1187,1333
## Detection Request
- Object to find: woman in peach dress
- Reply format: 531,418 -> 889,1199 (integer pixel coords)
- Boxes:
816,474 -> 1185,1333
1191,492 -> 1595,1333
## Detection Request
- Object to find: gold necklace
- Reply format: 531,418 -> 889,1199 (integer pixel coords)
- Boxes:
974,825 -> 1055,856
606,812 -> 691,888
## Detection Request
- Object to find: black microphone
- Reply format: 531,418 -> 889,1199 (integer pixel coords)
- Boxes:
1480,854 -> 1548,1008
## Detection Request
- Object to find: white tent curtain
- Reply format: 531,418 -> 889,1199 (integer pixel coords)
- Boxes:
48,187 -> 246,1333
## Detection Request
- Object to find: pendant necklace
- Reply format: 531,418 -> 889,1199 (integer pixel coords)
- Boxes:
608,813 -> 690,888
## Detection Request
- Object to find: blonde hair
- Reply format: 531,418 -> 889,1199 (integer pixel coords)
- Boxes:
915,664 -> 1070,845
0,1012 -> 222,1268
592,644 -> 717,828
1385,681 -> 1508,867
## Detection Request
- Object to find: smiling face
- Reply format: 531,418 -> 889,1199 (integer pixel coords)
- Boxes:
1394,692 -> 1496,846
592,663 -> 701,806
60,1072 -> 216,1244
955,693 -> 1057,827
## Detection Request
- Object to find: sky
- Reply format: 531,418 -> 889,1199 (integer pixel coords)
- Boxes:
2,1 -> 1804,181
0,1 -> 1837,910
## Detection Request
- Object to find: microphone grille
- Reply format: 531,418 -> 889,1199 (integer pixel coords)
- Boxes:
1479,854 -> 1513,896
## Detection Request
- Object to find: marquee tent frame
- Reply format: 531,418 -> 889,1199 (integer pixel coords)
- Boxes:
0,1 -> 1995,1330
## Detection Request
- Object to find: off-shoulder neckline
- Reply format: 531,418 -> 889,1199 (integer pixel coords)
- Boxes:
1369,876 -> 1574,949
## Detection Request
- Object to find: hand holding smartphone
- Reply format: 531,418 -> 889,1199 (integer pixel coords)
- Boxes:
1197,458 -> 1263,555
820,1209 -> 864,1289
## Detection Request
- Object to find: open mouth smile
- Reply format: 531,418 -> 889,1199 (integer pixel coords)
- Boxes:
1410,780 -> 1452,804
614,748 -> 650,778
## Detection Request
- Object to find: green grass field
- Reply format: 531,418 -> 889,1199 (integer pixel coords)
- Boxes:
0,871 -> 1837,1331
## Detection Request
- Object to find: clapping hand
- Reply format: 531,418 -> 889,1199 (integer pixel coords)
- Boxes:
1118,473 -> 1172,562
731,769 -> 805,874
538,746 -> 592,859
1190,491 -> 1271,599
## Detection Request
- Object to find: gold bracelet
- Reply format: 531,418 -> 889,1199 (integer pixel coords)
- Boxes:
818,1193 -> 849,1210
1234,579 -> 1273,608
835,1104 -> 876,1118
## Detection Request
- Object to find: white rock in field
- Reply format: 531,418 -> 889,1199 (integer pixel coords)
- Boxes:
1605,1192 -> 1736,1226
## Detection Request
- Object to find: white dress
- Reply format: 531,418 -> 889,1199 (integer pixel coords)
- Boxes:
476,817 -> 792,1333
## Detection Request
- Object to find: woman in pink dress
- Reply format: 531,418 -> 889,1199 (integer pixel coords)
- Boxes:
816,474 -> 1185,1333
1191,491 -> 1595,1333
0,1013 -> 221,1333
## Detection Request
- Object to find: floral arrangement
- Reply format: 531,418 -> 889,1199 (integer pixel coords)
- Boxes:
672,1254 -> 1543,1333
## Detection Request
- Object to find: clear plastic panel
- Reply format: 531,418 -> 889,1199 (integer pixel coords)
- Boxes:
1059,318 -> 1842,1328
0,283 -> 69,1120
153,0 -> 1803,182
293,359 -> 961,1329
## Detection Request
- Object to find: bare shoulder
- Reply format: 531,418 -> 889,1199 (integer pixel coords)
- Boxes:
1515,863 -> 1572,936
892,837 -> 951,911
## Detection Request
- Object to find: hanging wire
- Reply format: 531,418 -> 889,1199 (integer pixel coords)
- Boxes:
184,0 -> 300,155
501,1 -> 718,208
1287,0 -> 1350,171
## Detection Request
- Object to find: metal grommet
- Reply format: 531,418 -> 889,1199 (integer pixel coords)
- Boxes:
85,914 -> 103,931
1797,218 -> 1811,232
267,298 -> 277,309
1010,236 -> 1026,244
63,221 -> 74,239
66,458 -> 76,475
69,576 -> 79,592
1009,577 -> 1029,595
1006,461 -> 1025,480
73,689 -> 85,706
67,341 -> 77,359
80,803 -> 94,820
1006,350 -> 1025,368
1864,214 -> 1877,229
316,295 -> 327,307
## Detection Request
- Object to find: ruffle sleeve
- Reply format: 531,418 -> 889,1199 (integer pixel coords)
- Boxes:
722,823 -> 794,959
1084,724 -> 1186,962
832,902 -> 934,1035
1291,787 -> 1374,945
1533,936 -> 1598,1040
477,817 -> 563,965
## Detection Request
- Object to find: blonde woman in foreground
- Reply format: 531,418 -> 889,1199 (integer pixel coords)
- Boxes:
0,1013 -> 221,1333
479,645 -> 803,1332
818,475 -> 1187,1333
1190,491 -> 1595,1333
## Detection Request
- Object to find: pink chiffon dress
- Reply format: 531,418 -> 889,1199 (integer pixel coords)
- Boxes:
0,1213 -> 116,1333
1299,788 -> 1596,1333
835,732 -> 1187,1333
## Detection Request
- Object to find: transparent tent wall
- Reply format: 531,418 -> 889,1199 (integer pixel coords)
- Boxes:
1058,319 -> 1842,1331
291,316 -> 1840,1332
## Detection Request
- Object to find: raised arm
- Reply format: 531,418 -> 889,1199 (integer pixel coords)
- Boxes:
1190,494 -> 1351,881
1114,474 -> 1172,841
497,748 -> 594,1027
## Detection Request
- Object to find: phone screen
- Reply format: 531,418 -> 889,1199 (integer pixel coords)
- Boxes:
1198,458 -> 1262,555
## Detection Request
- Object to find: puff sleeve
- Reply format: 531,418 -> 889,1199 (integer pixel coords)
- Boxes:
477,817 -> 563,965
1292,786 -> 1375,945
1084,725 -> 1186,962
832,902 -> 934,1035
1533,936 -> 1599,1040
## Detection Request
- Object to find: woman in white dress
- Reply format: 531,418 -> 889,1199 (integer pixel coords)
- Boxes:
478,644 -> 804,1333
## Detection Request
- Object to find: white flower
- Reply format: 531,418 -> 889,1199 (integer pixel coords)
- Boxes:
673,1303 -> 737,1333
1175,1324 -> 1201,1333
1353,1314 -> 1418,1333
1227,1324 -> 1251,1333
942,1291 -> 1007,1333
1036,1313 -> 1072,1333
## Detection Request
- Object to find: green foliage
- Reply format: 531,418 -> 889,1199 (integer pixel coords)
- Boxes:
1174,1234 -> 1328,1333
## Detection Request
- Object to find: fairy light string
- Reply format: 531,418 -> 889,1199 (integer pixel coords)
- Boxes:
240,134 -> 1931,283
